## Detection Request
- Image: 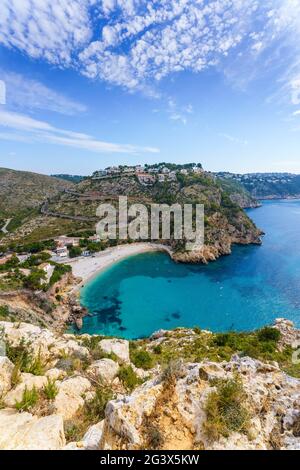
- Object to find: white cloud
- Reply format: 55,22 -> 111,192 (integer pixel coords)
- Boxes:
292,110 -> 300,116
0,70 -> 86,115
0,0 -> 92,65
0,110 -> 160,155
1,0 -> 300,105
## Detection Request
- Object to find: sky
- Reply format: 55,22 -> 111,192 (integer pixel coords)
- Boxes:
0,0 -> 300,176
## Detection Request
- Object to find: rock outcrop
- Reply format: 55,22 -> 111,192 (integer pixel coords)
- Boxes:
0,319 -> 299,450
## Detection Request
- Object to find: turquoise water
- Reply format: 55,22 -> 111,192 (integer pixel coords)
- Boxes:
79,200 -> 300,339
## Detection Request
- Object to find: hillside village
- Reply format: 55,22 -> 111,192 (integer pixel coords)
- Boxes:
92,162 -> 204,185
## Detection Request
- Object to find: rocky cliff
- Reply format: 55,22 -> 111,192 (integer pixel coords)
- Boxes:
0,318 -> 299,450
1,169 -> 262,261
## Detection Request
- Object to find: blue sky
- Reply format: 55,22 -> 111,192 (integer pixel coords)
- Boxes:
0,0 -> 300,175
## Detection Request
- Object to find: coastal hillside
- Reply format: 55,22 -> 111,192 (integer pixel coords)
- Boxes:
48,170 -> 262,263
216,172 -> 300,200
0,168 -> 74,235
0,167 -> 262,264
0,318 -> 299,450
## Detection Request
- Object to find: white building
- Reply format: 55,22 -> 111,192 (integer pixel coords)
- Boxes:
56,247 -> 68,258
55,236 -> 80,248
137,173 -> 156,185
40,263 -> 55,283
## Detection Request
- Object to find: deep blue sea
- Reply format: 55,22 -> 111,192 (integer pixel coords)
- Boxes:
79,200 -> 300,339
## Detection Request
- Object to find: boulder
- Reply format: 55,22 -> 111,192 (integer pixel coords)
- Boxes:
53,390 -> 84,421
59,376 -> 91,396
13,414 -> 65,450
87,359 -> 119,383
4,373 -> 47,408
53,376 -> 91,420
0,409 -> 65,450
82,420 -> 105,449
0,357 -> 14,395
45,368 -> 66,381
99,338 -> 130,363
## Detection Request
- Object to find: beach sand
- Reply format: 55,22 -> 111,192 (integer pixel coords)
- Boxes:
66,243 -> 172,291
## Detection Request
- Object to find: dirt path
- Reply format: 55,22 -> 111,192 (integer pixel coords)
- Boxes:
1,218 -> 11,233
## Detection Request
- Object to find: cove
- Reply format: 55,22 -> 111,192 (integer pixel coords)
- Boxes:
79,199 -> 300,339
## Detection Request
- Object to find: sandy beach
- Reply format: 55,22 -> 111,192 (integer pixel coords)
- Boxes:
67,243 -> 172,291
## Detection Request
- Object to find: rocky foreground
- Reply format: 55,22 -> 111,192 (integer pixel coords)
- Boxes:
0,319 -> 299,450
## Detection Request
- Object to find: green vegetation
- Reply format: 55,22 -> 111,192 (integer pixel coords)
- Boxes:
257,326 -> 281,342
84,384 -> 113,422
5,340 -> 47,376
23,268 -> 46,290
69,246 -> 82,258
118,365 -> 142,391
130,348 -> 154,370
0,305 -> 9,320
49,263 -> 71,286
203,376 -> 250,441
43,378 -> 59,400
64,383 -> 113,443
15,386 -> 39,412
134,325 -> 300,378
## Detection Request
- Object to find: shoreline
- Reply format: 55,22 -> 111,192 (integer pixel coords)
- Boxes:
66,242 -> 173,292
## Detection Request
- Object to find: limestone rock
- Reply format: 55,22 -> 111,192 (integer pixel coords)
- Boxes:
0,357 -> 14,395
13,414 -> 65,450
45,368 -> 66,381
0,409 -> 65,450
87,359 -> 119,383
82,420 -> 105,450
99,338 -> 130,363
53,376 -> 91,420
4,373 -> 47,408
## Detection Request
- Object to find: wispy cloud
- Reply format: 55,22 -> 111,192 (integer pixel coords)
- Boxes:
166,98 -> 193,125
219,133 -> 248,146
0,70 -> 86,115
0,80 -> 6,104
0,110 -> 160,155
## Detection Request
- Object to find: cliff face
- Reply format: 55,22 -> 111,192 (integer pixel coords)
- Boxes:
0,318 -> 299,450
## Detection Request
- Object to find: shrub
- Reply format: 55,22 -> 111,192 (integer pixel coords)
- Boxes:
257,327 -> 281,343
6,340 -> 47,376
49,263 -> 71,286
118,365 -> 141,391
144,424 -> 164,450
130,349 -> 154,370
0,305 -> 9,319
11,363 -> 21,387
15,386 -> 39,412
69,246 -> 82,258
43,378 -> 58,400
26,352 -> 47,376
203,376 -> 250,441
84,385 -> 113,422
5,339 -> 32,372
161,360 -> 184,383
153,344 -> 162,355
